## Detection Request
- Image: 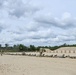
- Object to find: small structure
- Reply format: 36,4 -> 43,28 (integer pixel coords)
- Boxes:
43,48 -> 51,53
39,48 -> 45,56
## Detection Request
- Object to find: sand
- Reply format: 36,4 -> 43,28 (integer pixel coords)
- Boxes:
0,55 -> 76,75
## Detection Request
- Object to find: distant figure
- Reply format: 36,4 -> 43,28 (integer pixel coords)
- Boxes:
1,50 -> 3,56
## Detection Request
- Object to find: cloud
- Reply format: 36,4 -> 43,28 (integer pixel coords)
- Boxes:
0,0 -> 5,6
0,0 -> 76,46
35,12 -> 76,29
0,24 -> 3,32
7,0 -> 40,18
0,22 -> 7,32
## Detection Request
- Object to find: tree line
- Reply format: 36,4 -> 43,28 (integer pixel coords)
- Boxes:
0,43 -> 76,52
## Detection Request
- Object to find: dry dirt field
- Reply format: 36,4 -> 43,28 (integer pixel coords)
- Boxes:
0,55 -> 76,75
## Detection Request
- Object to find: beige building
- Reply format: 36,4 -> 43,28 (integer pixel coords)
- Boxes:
54,47 -> 76,53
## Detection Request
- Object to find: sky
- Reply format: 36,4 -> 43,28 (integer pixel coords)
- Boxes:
0,0 -> 76,46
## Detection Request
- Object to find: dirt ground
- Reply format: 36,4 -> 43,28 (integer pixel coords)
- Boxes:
0,55 -> 76,75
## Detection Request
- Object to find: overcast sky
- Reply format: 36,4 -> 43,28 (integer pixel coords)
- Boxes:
0,0 -> 76,46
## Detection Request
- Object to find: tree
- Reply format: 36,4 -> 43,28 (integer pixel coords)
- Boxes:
29,45 -> 36,51
0,44 -> 1,48
5,44 -> 9,48
5,44 -> 9,51
19,44 -> 25,52
36,46 -> 40,52
0,44 -> 1,50
12,44 -> 19,52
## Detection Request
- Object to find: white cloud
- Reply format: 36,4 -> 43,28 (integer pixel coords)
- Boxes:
0,0 -> 76,46
6,0 -> 40,18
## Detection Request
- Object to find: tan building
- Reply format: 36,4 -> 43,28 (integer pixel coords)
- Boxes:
55,47 -> 76,53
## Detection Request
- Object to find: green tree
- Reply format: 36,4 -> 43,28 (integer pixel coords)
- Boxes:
29,45 -> 36,51
5,44 -> 9,51
5,44 -> 9,48
19,44 -> 25,52
0,44 -> 1,48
